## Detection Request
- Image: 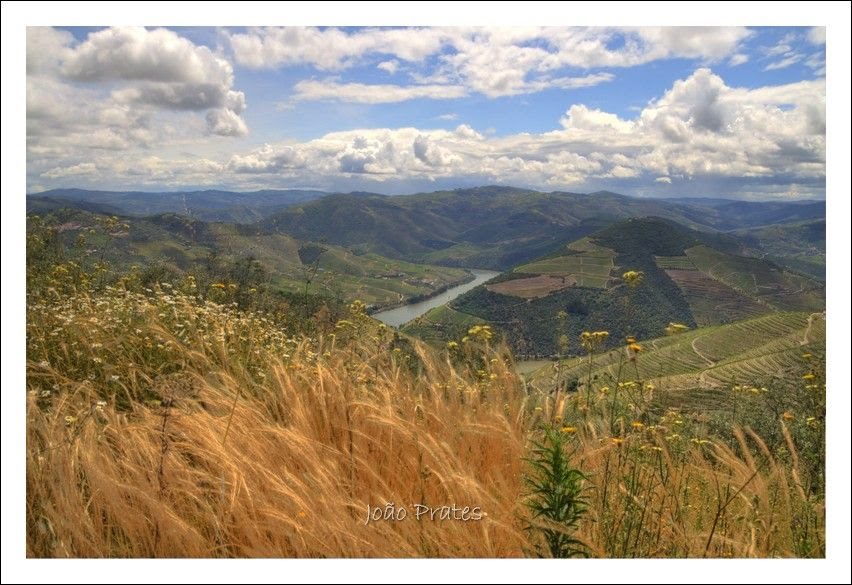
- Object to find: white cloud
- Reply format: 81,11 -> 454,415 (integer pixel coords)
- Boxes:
41,162 -> 98,179
26,26 -> 249,153
728,53 -> 749,66
230,26 -> 748,101
765,54 -> 803,71
377,60 -> 399,74
807,27 -> 826,45
291,79 -> 468,103
436,113 -> 458,121
45,67 -> 820,196
206,108 -> 249,137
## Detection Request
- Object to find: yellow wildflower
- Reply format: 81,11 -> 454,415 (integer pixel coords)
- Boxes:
561,426 -> 577,434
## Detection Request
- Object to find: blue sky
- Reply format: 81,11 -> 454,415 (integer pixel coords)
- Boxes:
26,26 -> 826,199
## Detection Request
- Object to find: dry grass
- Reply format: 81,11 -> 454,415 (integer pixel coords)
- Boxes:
26,286 -> 824,557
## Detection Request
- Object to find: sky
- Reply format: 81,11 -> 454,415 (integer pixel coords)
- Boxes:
25,25 -> 827,199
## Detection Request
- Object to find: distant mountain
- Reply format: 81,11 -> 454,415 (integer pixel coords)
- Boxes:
665,198 -> 825,230
403,217 -> 825,356
261,186 -> 826,270
26,188 -> 329,222
732,219 -> 825,280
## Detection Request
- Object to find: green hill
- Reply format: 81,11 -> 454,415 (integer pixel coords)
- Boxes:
27,207 -> 468,309
526,311 -> 825,407
404,217 -> 824,356
262,187 -> 824,271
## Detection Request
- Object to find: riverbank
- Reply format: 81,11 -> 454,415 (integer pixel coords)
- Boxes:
366,270 -> 477,314
372,269 -> 500,328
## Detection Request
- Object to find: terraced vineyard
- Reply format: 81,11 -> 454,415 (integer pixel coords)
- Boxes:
654,255 -> 697,270
684,245 -> 824,312
664,269 -> 769,325
512,244 -> 615,290
526,312 -> 824,399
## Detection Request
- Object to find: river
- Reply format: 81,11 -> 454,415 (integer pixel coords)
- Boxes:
372,268 -> 500,328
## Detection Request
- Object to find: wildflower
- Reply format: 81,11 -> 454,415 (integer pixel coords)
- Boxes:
211,283 -> 226,289
806,416 -> 817,426
446,341 -> 459,350
64,415 -> 77,426
625,336 -> 637,344
580,330 -> 609,352
628,343 -> 643,353
802,373 -> 815,380
561,426 -> 577,434
622,270 -> 645,288
802,353 -> 813,359
631,421 -> 645,429
38,360 -> 50,368
611,437 -> 625,446
665,322 -> 690,335
782,411 -> 795,421
109,375 -> 120,382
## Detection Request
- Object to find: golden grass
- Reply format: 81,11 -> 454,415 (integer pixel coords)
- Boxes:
26,287 -> 824,557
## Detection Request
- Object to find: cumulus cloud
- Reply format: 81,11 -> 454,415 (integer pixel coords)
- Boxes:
230,26 -> 748,101
31,68 -> 824,198
26,26 -> 249,155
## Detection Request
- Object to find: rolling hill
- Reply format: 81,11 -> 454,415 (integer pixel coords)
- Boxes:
525,311 -> 825,407
261,186 -> 825,271
403,217 -> 825,356
28,207 -> 469,309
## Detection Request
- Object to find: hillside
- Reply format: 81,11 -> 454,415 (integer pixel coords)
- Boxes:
27,208 -> 469,310
526,311 -> 825,402
261,187 -> 825,271
403,217 -> 824,356
733,219 -> 825,280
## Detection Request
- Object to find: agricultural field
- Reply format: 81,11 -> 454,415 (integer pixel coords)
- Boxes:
486,274 -> 576,299
664,269 -> 769,326
654,255 -> 697,270
512,246 -> 615,290
684,245 -> 824,312
527,311 -> 823,399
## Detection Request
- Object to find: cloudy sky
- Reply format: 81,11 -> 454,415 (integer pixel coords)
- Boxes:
26,25 -> 826,199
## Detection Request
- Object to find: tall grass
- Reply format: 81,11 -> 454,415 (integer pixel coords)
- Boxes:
26,285 -> 824,557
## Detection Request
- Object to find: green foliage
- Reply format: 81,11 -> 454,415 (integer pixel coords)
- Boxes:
524,427 -> 590,558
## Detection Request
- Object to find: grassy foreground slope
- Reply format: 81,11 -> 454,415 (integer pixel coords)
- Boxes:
27,285 -> 824,558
